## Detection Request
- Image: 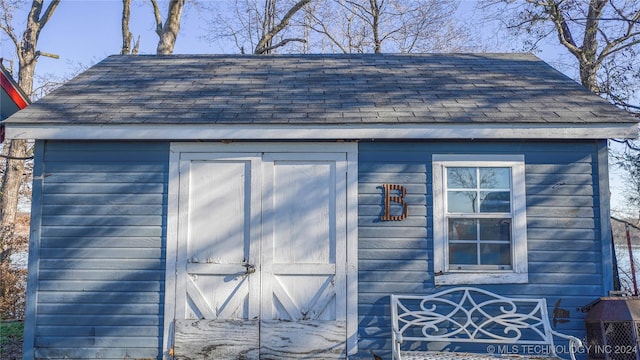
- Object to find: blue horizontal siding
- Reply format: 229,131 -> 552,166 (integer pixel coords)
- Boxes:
27,139 -> 607,359
357,140 -> 604,360
30,141 -> 169,360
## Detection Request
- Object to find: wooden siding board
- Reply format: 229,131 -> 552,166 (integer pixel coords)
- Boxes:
358,248 -> 429,261
527,206 -> 594,218
526,195 -> 594,207
528,239 -> 599,251
35,336 -> 161,347
43,162 -> 166,173
41,215 -> 163,226
42,236 -> 162,248
39,259 -> 164,270
359,238 -> 429,250
525,184 -> 593,196
41,193 -> 164,205
29,141 -> 169,359
39,248 -> 163,259
359,216 -> 428,227
39,269 -> 164,281
527,228 -> 596,240
525,163 -> 593,174
38,280 -> 163,292
37,303 -> 162,315
34,348 -> 159,360
526,173 -> 593,186
36,315 -> 162,326
527,217 -> 595,229
359,227 -> 427,238
529,262 -> 599,274
42,171 -> 166,183
42,182 -> 165,194
356,140 -> 604,358
42,204 -> 164,216
37,292 -> 162,304
358,271 -> 429,282
35,325 -> 161,337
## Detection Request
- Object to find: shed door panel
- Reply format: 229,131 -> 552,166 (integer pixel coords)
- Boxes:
261,153 -> 347,357
174,154 -> 261,359
181,155 -> 261,320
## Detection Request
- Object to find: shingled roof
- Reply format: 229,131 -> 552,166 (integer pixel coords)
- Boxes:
4,53 -> 637,140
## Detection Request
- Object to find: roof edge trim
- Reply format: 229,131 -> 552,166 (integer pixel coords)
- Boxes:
5,123 -> 637,140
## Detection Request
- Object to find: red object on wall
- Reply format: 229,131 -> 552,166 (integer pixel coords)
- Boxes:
0,71 -> 29,110
0,66 -> 30,143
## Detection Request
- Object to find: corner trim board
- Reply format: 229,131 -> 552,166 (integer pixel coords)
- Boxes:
598,140 -> 614,295
22,140 -> 45,359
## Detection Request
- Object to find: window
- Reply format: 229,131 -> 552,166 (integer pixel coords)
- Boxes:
432,155 -> 528,285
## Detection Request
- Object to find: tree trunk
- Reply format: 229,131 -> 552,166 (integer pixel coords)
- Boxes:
0,140 -> 28,261
0,0 -> 59,261
121,0 -> 133,55
579,0 -> 607,93
156,0 -> 185,55
369,0 -> 381,53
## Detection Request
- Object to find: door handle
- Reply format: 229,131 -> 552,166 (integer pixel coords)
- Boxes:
242,263 -> 256,275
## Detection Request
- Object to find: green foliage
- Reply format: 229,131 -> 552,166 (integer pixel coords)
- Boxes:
0,321 -> 23,345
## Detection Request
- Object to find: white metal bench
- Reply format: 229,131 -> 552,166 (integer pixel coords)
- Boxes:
390,287 -> 583,360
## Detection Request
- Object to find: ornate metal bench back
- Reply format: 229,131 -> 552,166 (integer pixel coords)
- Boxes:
391,287 -> 558,355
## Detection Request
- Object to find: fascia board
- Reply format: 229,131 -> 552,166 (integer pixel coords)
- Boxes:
5,122 -> 638,140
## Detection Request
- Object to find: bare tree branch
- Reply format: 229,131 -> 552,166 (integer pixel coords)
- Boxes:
255,37 -> 307,54
0,1 -> 20,53
543,0 -> 581,57
305,12 -> 349,53
150,0 -> 163,36
36,0 -> 59,30
254,0 -> 311,54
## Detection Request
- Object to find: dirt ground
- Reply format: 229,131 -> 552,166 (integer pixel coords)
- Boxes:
0,337 -> 22,360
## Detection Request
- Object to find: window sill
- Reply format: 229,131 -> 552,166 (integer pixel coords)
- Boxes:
434,272 -> 528,285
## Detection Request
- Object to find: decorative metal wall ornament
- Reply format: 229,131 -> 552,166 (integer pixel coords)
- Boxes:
381,184 -> 408,221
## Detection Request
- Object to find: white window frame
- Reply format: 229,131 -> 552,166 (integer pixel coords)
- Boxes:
432,154 -> 528,285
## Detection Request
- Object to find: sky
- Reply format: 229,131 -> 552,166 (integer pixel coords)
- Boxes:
0,0 -> 635,216
2,0 -> 572,76
1,1 -> 221,76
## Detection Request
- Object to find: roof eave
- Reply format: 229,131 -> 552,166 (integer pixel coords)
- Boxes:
5,122 -> 638,140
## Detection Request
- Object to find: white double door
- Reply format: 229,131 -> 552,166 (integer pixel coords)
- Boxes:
173,149 -> 349,358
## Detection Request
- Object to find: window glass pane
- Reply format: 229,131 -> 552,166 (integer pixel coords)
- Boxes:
479,167 -> 510,189
448,219 -> 477,240
479,191 -> 510,212
479,219 -> 511,241
449,243 -> 477,265
447,167 -> 476,188
448,191 -> 477,213
480,243 -> 511,266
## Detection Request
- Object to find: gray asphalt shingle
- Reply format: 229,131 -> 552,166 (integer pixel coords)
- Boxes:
4,53 -> 635,126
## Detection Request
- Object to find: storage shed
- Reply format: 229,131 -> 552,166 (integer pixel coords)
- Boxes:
3,53 -> 637,359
